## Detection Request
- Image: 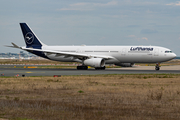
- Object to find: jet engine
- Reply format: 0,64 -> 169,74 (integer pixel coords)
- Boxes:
84,58 -> 105,67
115,63 -> 134,67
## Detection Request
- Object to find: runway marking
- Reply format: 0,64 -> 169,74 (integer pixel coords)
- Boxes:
14,72 -> 45,73
26,72 -> 33,73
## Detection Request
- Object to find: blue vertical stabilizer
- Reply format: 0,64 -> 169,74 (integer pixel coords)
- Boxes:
20,23 -> 45,49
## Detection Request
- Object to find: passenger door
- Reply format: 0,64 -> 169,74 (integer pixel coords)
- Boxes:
154,48 -> 159,56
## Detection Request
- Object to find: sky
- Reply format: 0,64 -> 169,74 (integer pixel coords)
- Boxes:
0,0 -> 180,55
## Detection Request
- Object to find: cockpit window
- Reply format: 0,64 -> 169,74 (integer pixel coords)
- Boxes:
165,51 -> 172,53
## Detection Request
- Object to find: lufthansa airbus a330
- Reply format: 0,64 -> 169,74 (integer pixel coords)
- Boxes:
7,23 -> 176,70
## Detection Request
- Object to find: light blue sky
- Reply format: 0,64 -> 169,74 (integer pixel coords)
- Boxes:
1,0 -> 180,55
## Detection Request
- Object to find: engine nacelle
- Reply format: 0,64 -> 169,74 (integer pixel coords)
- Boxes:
84,58 -> 105,67
115,63 -> 134,67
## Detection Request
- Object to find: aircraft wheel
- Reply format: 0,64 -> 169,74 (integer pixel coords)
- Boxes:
155,66 -> 160,71
77,66 -> 88,70
155,63 -> 160,71
95,66 -> 106,70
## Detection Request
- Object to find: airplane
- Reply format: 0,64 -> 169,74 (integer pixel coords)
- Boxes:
6,23 -> 176,70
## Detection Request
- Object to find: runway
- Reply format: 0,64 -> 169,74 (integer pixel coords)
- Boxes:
0,65 -> 180,76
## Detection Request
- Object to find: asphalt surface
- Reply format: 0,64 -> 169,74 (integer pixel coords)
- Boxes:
0,65 -> 180,77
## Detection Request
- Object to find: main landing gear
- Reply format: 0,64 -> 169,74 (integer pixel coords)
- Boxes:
95,66 -> 106,70
77,66 -> 88,70
155,63 -> 160,70
77,66 -> 106,70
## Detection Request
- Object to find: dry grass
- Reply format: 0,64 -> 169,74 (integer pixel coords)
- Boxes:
0,74 -> 180,120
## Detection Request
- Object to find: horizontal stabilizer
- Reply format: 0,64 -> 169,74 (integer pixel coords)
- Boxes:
11,43 -> 21,48
4,42 -> 21,49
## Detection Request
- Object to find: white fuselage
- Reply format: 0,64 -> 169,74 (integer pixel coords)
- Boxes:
42,45 -> 176,64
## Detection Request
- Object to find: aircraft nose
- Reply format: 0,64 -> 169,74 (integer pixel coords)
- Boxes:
171,53 -> 176,59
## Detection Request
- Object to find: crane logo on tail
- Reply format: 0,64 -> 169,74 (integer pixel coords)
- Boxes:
25,32 -> 34,44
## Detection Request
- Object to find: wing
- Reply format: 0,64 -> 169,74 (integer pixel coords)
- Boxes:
22,47 -> 114,60
7,43 -> 114,60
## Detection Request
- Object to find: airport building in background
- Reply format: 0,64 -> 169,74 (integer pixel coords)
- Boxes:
0,51 -> 44,60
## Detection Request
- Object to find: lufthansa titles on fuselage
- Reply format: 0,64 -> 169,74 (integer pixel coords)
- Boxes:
130,47 -> 153,51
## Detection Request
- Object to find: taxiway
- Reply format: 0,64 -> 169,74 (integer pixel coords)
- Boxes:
0,65 -> 180,76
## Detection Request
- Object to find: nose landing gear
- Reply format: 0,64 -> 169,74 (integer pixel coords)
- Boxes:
155,63 -> 160,70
